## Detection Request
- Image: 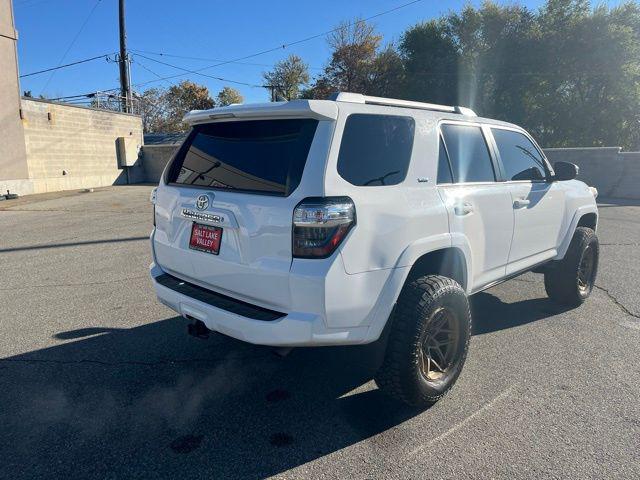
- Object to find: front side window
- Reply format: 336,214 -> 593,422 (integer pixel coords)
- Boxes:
440,124 -> 495,183
165,119 -> 318,196
337,114 -> 415,186
492,128 -> 547,181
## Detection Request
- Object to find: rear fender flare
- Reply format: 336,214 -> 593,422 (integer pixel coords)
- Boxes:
364,234 -> 472,342
394,233 -> 472,293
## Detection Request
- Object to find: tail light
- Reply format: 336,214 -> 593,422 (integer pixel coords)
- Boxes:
293,197 -> 356,258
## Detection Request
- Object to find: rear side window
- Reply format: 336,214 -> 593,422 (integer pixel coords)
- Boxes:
166,119 -> 318,196
492,128 -> 547,181
337,114 -> 415,186
440,124 -> 495,183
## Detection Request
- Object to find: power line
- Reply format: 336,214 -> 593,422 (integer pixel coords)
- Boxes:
131,57 -> 175,87
20,53 -> 115,78
132,0 -> 424,88
40,0 -> 104,95
130,48 -> 324,71
132,53 -> 268,88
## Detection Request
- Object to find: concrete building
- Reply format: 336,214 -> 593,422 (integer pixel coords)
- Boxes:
0,0 -> 144,197
0,0 -> 28,189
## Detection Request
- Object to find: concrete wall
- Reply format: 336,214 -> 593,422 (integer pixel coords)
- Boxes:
139,144 -> 640,199
141,145 -> 176,184
1,99 -> 144,195
545,147 -> 640,199
0,0 -> 29,182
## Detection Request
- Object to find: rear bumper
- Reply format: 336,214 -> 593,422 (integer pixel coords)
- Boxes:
150,262 -> 374,346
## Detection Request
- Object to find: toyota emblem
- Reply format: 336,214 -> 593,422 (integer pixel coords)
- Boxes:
195,194 -> 210,211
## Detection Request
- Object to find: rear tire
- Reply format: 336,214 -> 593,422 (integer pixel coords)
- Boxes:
544,227 -> 599,307
375,275 -> 471,408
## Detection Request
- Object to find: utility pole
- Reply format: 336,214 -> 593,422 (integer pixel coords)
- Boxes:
118,0 -> 131,113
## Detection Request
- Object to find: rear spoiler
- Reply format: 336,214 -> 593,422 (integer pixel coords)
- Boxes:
183,100 -> 339,125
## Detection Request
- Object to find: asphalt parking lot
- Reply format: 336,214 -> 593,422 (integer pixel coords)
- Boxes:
0,186 -> 638,479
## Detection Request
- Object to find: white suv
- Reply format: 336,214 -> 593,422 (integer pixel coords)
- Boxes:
150,92 -> 599,407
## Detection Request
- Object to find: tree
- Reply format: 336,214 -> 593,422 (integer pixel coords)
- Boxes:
216,86 -> 244,106
398,0 -> 640,149
263,54 -> 310,101
368,45 -> 405,98
304,19 -> 404,99
162,80 -> 215,132
324,20 -> 381,93
133,81 -> 215,133
400,20 -> 460,106
530,0 -> 640,148
134,88 -> 167,133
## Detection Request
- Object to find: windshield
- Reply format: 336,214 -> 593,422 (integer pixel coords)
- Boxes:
165,119 -> 319,196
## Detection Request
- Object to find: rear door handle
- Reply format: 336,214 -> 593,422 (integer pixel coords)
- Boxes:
454,202 -> 474,216
513,198 -> 531,208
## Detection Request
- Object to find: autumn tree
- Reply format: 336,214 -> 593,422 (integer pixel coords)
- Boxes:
303,20 -> 404,99
163,80 -> 215,131
216,86 -> 244,106
134,88 -> 167,133
263,54 -> 310,101
133,81 -> 215,133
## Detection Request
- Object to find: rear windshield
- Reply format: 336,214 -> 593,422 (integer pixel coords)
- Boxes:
165,119 -> 319,196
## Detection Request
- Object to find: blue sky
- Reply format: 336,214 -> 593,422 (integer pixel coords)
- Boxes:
14,0 -> 620,103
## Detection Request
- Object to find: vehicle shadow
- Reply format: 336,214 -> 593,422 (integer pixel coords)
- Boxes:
1,290 -> 565,479
1,316 -> 419,479
471,291 -> 572,335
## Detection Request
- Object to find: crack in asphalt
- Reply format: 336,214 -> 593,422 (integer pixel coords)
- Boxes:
495,278 -> 639,321
600,243 -> 640,246
0,275 -> 148,292
594,284 -> 640,319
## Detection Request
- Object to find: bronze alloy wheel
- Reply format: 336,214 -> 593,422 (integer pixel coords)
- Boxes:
375,275 -> 471,407
577,244 -> 596,294
419,306 -> 461,384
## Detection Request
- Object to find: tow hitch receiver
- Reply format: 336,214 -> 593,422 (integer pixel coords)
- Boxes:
187,319 -> 211,339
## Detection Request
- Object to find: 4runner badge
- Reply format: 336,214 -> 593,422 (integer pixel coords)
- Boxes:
181,208 -> 224,224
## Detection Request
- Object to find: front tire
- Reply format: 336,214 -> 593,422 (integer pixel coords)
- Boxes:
375,275 -> 471,408
544,227 -> 599,307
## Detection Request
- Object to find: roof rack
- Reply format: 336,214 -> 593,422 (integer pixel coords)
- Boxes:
329,92 -> 477,116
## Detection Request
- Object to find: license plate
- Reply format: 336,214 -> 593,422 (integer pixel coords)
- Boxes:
189,222 -> 223,255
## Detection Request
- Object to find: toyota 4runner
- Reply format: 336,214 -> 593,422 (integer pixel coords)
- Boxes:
149,92 -> 599,407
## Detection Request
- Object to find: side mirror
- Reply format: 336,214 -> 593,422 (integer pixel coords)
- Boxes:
553,161 -> 579,181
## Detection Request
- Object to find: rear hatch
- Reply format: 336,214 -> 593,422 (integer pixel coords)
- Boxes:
153,106 -> 334,310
